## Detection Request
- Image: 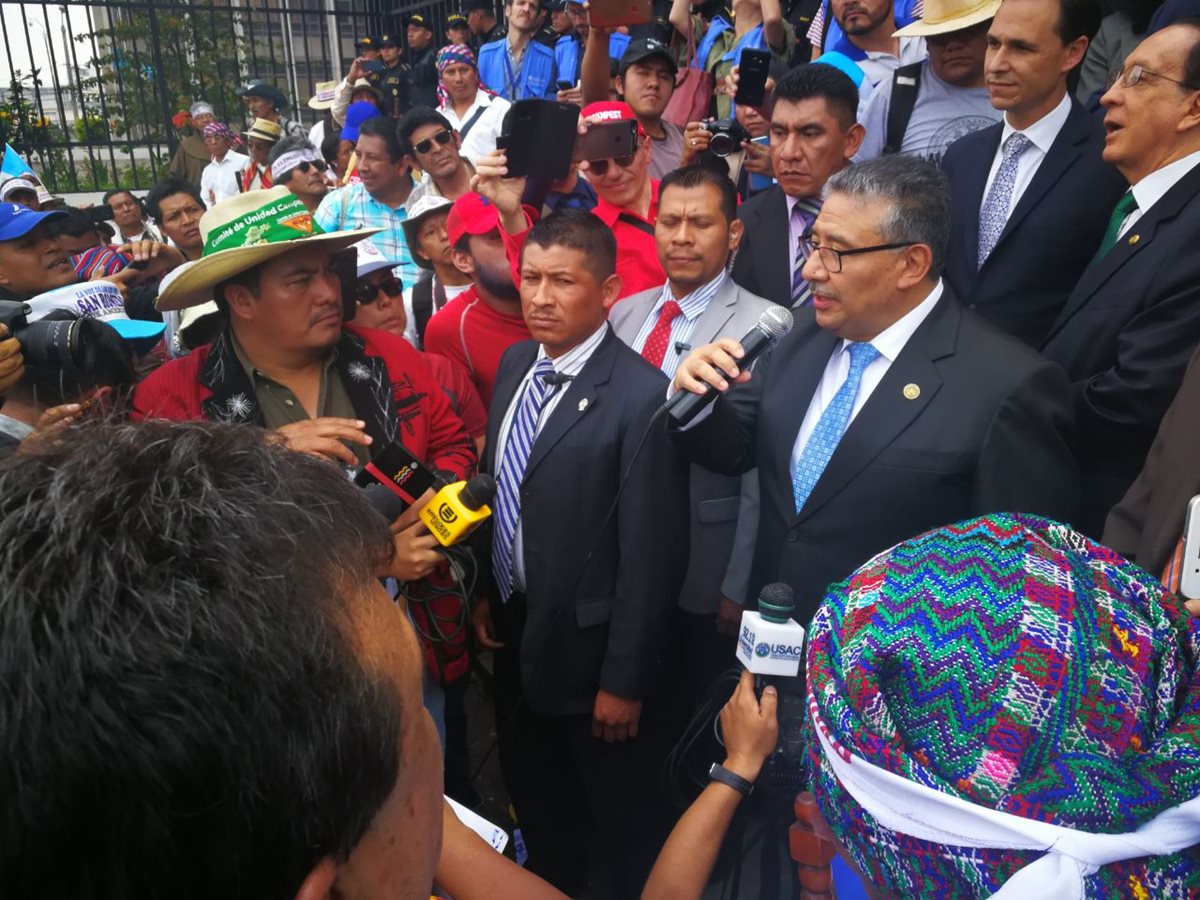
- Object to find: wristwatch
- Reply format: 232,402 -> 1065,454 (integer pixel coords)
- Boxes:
709,762 -> 754,797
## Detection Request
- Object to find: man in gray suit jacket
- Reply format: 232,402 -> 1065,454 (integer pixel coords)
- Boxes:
609,165 -> 775,696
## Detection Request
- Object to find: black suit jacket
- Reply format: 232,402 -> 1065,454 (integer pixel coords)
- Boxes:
484,328 -> 690,716
941,99 -> 1126,347
675,291 -> 1080,624
1042,159 -> 1200,537
731,185 -> 793,306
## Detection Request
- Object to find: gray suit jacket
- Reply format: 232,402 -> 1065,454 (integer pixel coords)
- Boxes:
610,277 -> 775,613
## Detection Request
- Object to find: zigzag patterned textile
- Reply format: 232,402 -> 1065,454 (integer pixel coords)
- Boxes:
804,513 -> 1200,898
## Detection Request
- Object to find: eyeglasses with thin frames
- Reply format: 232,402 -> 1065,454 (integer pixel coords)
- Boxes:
803,233 -> 915,273
413,130 -> 453,155
1107,63 -> 1200,91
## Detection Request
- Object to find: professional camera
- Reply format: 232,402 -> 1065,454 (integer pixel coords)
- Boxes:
0,300 -> 102,373
702,119 -> 753,157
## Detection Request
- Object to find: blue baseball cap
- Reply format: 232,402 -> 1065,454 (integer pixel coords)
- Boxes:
342,101 -> 385,142
0,203 -> 66,242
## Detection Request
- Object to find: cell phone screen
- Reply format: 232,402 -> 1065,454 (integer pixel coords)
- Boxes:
362,60 -> 385,75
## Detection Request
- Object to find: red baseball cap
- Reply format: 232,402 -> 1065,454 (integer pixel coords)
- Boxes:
581,101 -> 648,139
446,192 -> 500,246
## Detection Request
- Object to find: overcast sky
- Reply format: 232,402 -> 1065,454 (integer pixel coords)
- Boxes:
2,3 -> 98,82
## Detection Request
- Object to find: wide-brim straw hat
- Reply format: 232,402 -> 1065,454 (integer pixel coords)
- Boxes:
308,81 -> 339,111
894,0 -> 1000,37
243,117 -> 283,144
156,186 -> 379,311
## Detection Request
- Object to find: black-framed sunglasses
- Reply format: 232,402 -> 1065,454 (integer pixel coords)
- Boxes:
804,233 -> 915,273
356,276 -> 404,305
413,129 -> 453,155
587,153 -> 638,176
290,159 -> 327,175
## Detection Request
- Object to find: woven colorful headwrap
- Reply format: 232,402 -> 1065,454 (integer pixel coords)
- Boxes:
201,121 -> 242,148
805,514 -> 1200,899
435,43 -> 495,107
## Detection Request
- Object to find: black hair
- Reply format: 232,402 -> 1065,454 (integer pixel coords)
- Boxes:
22,311 -> 136,397
398,107 -> 455,157
268,134 -> 321,167
213,266 -> 261,314
659,164 -> 738,224
358,115 -> 406,163
772,63 -> 860,130
523,208 -> 617,283
1055,0 -> 1103,45
145,178 -> 205,224
453,232 -> 473,254
0,419 -> 401,899
320,128 -> 342,165
47,207 -> 105,240
101,188 -> 142,211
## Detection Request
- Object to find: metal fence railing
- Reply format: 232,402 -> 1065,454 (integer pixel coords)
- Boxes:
0,0 -> 408,193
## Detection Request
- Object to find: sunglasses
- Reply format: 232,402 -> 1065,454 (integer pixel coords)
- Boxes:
288,159 -> 327,176
356,276 -> 403,305
587,153 -> 638,176
413,130 -> 453,155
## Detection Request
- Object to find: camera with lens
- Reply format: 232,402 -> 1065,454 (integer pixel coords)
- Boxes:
702,118 -> 753,157
0,300 -> 103,374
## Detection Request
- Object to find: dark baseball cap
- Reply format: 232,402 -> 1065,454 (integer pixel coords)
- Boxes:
378,33 -> 399,46
462,0 -> 494,12
447,12 -> 470,27
405,13 -> 432,28
355,36 -> 376,48
618,37 -> 677,77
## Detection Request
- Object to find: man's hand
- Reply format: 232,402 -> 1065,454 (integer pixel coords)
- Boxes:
556,85 -> 584,105
720,669 -> 778,783
1187,598 -> 1200,618
681,121 -> 713,167
592,690 -> 642,742
672,338 -> 753,398
723,64 -> 776,116
275,417 -> 373,466
35,402 -> 84,433
382,517 -> 443,581
472,599 -> 506,649
115,240 -> 185,280
716,596 -> 743,636
740,139 -> 774,177
0,324 -> 24,394
470,150 -> 529,233
347,56 -> 367,83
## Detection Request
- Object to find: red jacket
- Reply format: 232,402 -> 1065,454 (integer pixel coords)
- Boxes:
133,324 -> 476,481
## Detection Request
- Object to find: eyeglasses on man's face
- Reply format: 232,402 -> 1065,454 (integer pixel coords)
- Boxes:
1107,63 -> 1200,91
356,276 -> 403,304
413,130 -> 453,155
803,232 -> 916,274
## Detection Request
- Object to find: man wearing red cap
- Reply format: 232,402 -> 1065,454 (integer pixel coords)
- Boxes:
475,101 -> 666,302
422,192 -> 532,408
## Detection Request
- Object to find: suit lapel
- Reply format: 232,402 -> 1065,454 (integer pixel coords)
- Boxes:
1047,162 -> 1200,341
761,188 -> 792,303
992,103 -> 1088,251
689,279 -> 738,346
795,297 -> 956,524
769,314 -> 839,477
962,127 -> 1001,267
523,329 -> 617,480
484,340 -> 538,474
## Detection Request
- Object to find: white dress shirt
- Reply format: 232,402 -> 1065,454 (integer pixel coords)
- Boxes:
495,323 -> 608,591
200,151 -> 249,208
1119,149 -> 1200,237
981,92 -> 1072,223
789,282 -> 943,472
441,90 -> 512,165
631,272 -> 728,376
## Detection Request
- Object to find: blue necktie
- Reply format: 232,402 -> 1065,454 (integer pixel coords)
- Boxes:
977,133 -> 1031,267
492,359 -> 556,603
791,342 -> 881,514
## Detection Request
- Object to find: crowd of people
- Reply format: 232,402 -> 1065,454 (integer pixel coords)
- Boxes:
3,0 -> 1200,897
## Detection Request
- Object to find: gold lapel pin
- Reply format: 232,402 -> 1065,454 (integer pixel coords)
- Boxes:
1129,234 -> 1140,245
903,383 -> 921,401
578,398 -> 589,412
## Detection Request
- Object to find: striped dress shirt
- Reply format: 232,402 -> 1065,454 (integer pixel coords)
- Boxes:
630,271 -> 728,377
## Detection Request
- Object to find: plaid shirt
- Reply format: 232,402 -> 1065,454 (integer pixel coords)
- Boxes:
314,182 -> 422,287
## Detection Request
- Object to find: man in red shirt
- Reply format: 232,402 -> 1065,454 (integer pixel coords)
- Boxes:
475,100 -> 665,301
423,192 -> 532,408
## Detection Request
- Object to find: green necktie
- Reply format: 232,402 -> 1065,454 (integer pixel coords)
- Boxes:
1094,191 -> 1139,263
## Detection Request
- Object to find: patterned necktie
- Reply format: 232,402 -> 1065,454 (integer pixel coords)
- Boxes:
640,299 -> 682,369
491,359 -> 556,603
977,133 -> 1031,267
791,200 -> 820,307
791,342 -> 881,514
1093,191 -> 1140,264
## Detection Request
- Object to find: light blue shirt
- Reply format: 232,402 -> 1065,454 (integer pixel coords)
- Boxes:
314,182 -> 420,285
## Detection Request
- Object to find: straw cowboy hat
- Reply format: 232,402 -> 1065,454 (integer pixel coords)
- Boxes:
243,117 -> 283,144
307,81 -> 339,111
156,186 -> 379,311
894,0 -> 1000,37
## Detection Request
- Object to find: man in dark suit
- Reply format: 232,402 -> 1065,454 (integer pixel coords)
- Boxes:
1042,21 -> 1200,537
730,63 -> 864,307
672,155 -> 1079,623
609,165 -> 775,694
941,0 -> 1126,348
472,210 -> 689,899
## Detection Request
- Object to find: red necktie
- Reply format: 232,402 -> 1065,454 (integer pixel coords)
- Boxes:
640,300 -> 682,369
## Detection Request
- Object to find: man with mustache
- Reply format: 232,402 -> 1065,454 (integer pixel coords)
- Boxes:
941,0 -> 1125,349
1043,20 -> 1200,538
422,192 -> 532,407
855,0 -> 1001,163
730,63 -> 864,307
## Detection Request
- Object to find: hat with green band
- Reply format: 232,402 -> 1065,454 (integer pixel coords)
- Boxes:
156,186 -> 379,311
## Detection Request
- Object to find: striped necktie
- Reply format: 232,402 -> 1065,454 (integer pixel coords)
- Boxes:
791,200 -> 820,307
491,359 -> 557,603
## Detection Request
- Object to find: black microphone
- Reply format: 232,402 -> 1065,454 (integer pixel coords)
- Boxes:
544,372 -> 573,387
664,307 -> 793,426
